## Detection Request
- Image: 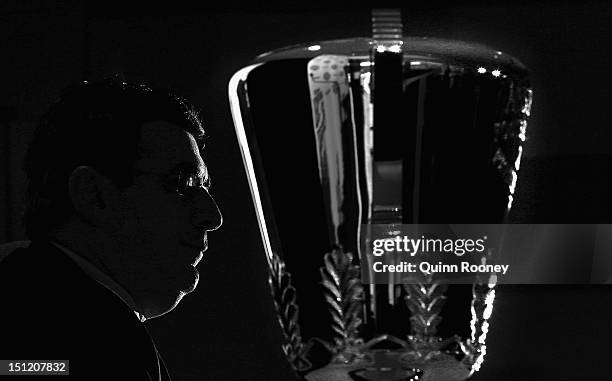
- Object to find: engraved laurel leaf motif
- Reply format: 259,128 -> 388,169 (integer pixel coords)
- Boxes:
319,248 -> 364,350
403,280 -> 448,339
268,252 -> 311,373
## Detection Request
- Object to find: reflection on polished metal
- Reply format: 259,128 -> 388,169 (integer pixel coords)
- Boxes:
229,8 -> 531,381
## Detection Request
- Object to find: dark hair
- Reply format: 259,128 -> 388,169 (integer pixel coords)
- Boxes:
24,78 -> 205,239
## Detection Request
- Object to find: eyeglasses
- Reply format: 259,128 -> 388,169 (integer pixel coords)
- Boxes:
134,165 -> 211,197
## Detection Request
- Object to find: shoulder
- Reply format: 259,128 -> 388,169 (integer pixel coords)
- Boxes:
0,242 -> 155,378
0,240 -> 132,328
0,240 -> 30,263
0,241 -> 106,308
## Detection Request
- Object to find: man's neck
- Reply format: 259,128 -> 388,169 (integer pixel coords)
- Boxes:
49,223 -> 147,321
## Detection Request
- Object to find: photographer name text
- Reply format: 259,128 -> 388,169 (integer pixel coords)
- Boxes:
372,261 -> 509,275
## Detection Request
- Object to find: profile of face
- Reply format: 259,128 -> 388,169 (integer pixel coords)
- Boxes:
103,120 -> 222,319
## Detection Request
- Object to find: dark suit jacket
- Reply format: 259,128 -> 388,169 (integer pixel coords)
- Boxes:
0,241 -> 171,380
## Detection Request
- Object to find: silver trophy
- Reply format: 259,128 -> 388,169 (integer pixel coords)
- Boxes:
229,9 -> 532,381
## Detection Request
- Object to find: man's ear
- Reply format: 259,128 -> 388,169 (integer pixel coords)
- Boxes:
68,166 -> 120,229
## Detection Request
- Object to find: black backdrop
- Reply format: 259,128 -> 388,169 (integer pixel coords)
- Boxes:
1,1 -> 611,380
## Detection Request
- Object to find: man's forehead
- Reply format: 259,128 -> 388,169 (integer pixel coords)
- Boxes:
136,120 -> 205,171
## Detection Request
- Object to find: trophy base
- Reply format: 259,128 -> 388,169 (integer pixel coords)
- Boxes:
304,349 -> 470,381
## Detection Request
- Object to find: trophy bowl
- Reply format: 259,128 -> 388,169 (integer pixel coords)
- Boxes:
229,10 -> 532,381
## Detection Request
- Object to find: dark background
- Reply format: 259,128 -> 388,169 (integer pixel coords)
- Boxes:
1,1 -> 611,380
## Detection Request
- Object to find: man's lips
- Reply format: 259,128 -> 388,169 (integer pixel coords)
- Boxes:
191,251 -> 204,267
182,238 -> 208,266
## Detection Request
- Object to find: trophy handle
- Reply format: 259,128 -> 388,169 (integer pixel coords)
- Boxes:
460,266 -> 497,375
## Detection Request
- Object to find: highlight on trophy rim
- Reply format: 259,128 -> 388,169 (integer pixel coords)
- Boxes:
229,9 -> 532,381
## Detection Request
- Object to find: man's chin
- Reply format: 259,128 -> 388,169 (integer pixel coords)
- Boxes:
167,265 -> 200,295
169,267 -> 199,306
140,269 -> 199,320
180,265 -> 200,294
143,291 -> 188,320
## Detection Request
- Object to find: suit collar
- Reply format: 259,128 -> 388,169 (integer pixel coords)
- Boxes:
48,240 -> 145,322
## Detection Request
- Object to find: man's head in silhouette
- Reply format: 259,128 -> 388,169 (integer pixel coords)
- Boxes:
23,79 -> 222,320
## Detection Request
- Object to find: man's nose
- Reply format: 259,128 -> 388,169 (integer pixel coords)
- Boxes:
191,188 -> 223,231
